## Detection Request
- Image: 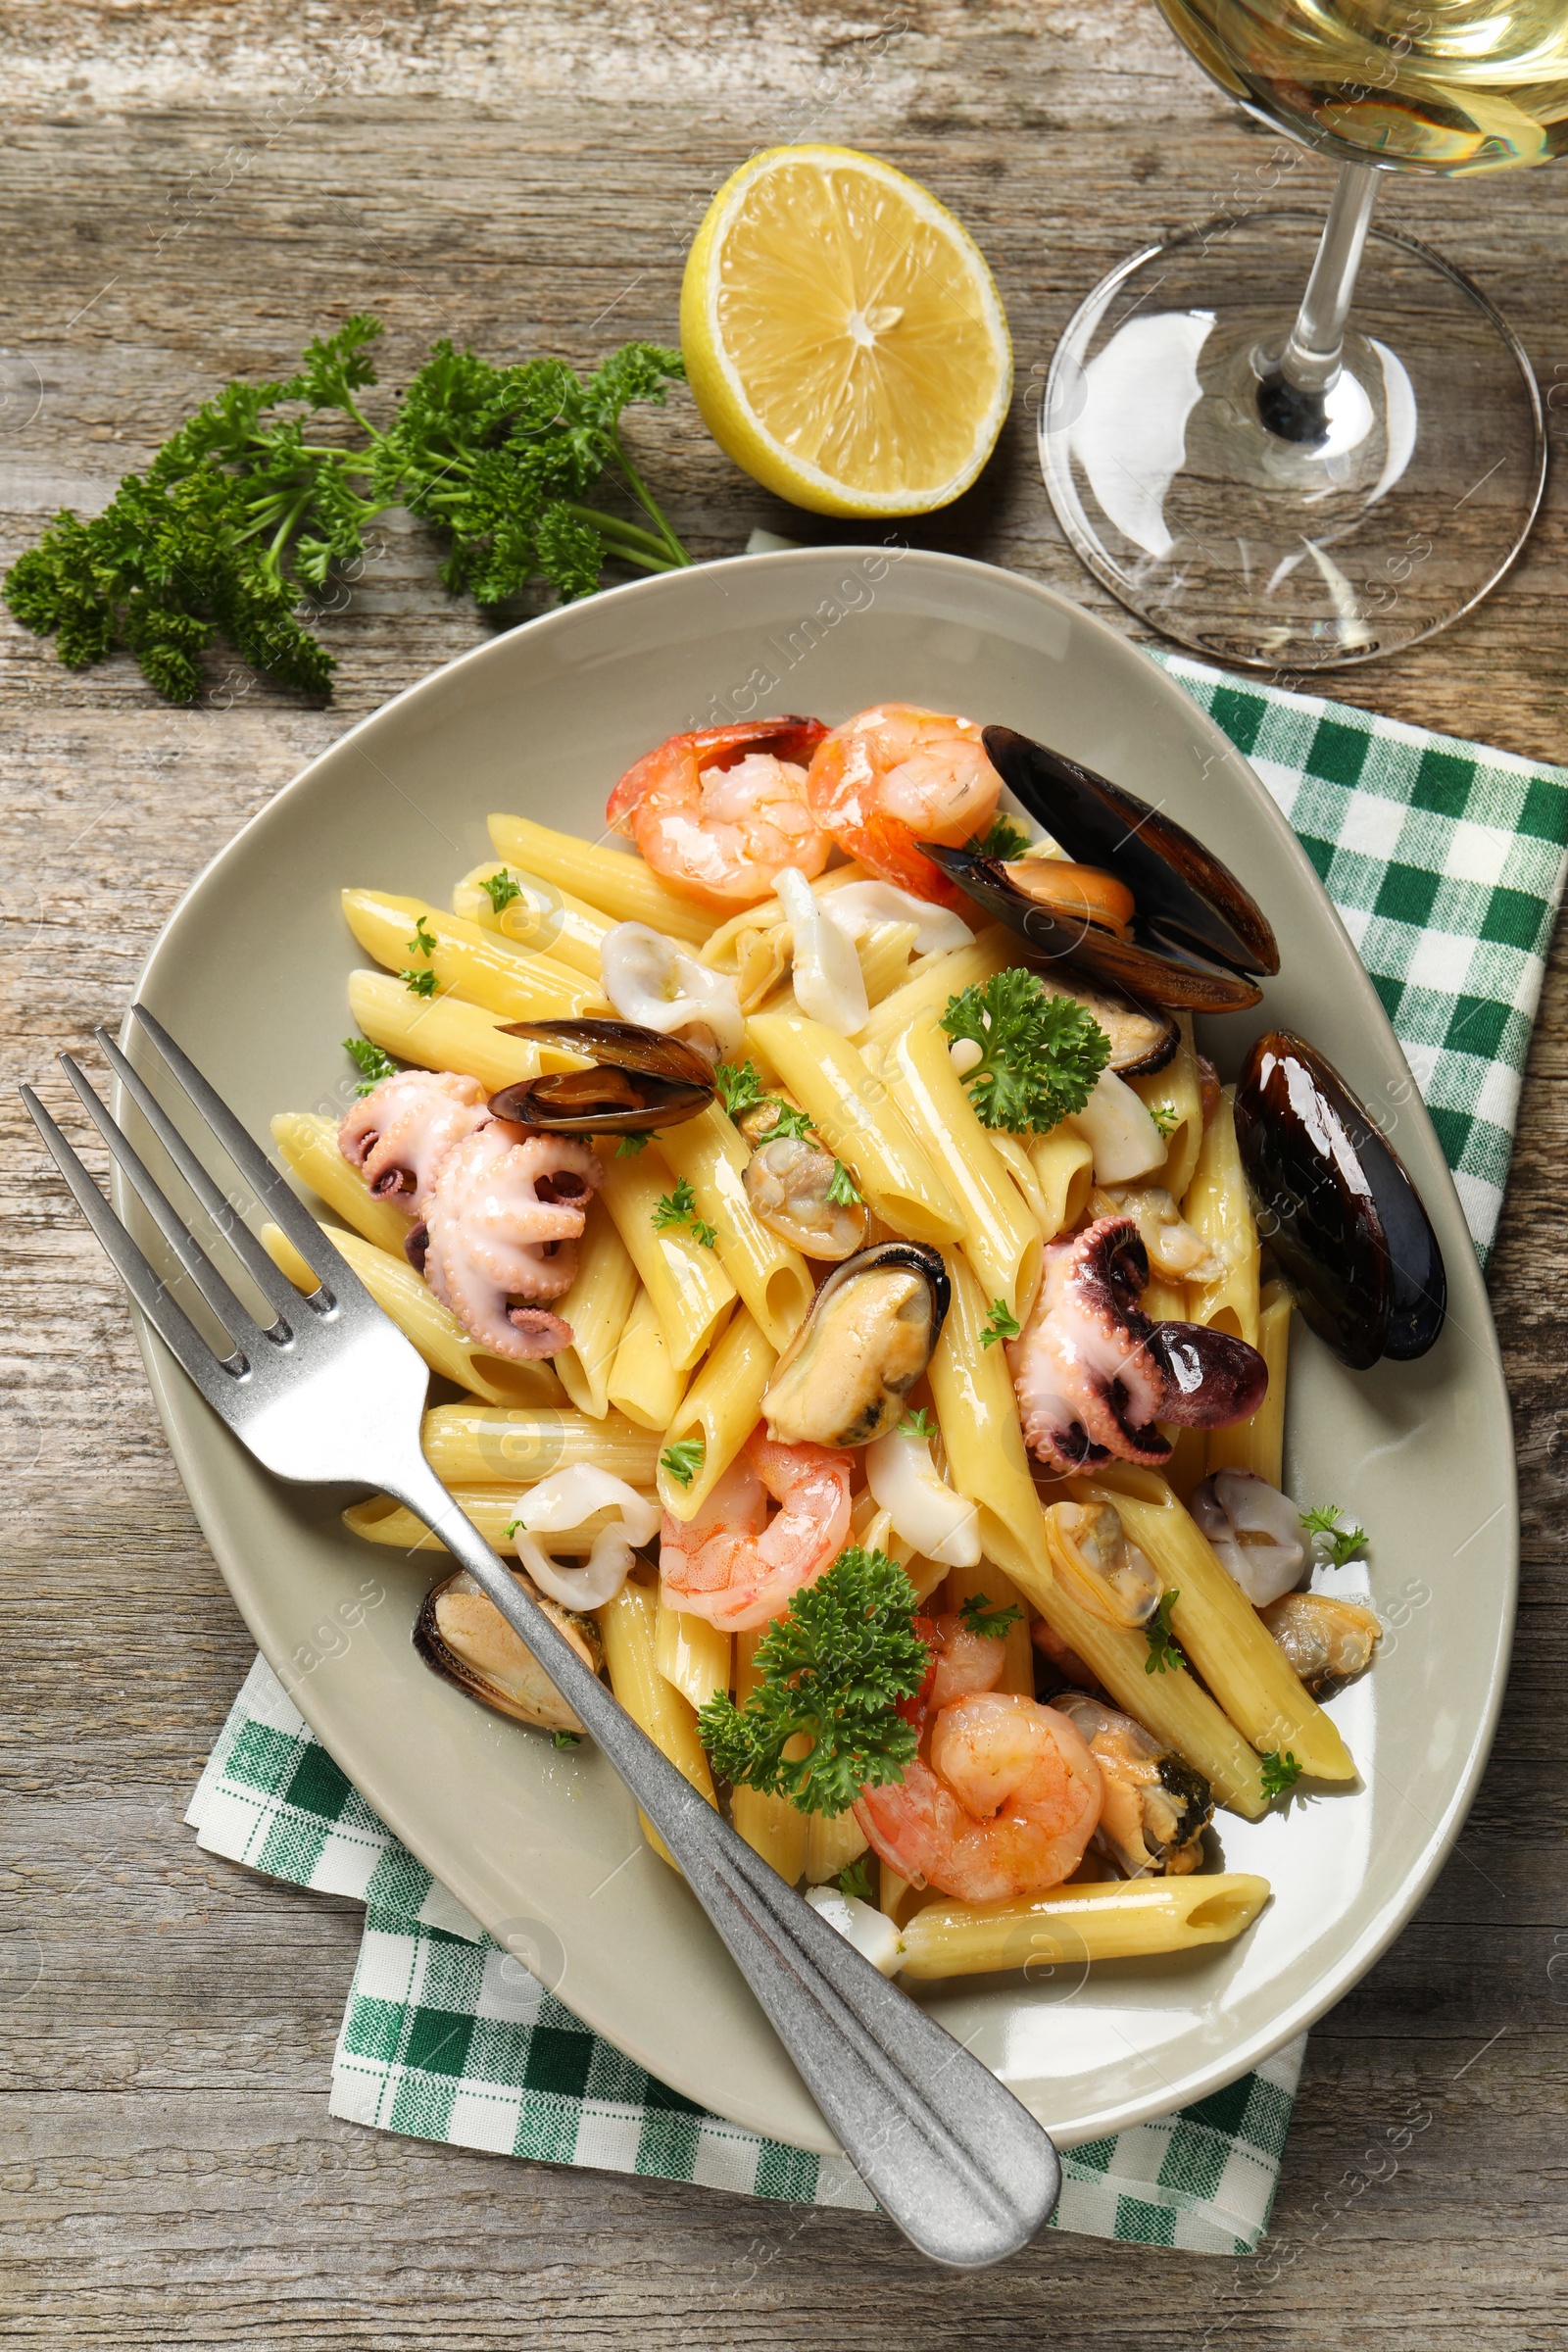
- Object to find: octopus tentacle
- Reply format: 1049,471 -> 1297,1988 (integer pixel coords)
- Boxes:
1006,1215 -> 1266,1476
339,1070 -> 490,1212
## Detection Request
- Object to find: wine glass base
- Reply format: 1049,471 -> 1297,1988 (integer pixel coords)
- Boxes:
1040,210 -> 1546,672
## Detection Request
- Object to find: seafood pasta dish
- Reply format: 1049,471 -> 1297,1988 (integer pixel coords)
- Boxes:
267,702 -> 1446,1984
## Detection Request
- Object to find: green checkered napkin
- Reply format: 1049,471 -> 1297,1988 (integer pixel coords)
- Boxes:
185,659 -> 1568,2255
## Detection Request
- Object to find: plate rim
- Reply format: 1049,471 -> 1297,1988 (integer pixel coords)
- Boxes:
122,545 -> 1519,2149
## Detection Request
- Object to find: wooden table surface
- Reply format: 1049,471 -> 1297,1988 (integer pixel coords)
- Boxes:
4,3 -> 1565,2343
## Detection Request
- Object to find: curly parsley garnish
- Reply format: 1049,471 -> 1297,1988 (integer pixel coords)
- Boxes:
653,1177 -> 716,1250
3,317 -> 691,706
660,1439 -> 705,1489
957,1593 -> 1023,1640
1259,1748 -> 1302,1800
900,1408 -> 935,1440
552,1730 -> 581,1749
969,812 -> 1031,861
836,1855 -> 875,1904
826,1159 -> 862,1207
714,1058 -> 814,1143
698,1547 -> 928,1817
481,867 -> 522,913
1144,1590 -> 1185,1675
401,968 -> 438,999
941,969 -> 1110,1136
343,1036 -> 400,1096
615,1131 -> 653,1157
1300,1504 -> 1368,1570
980,1298 -> 1021,1349
1149,1102 -> 1180,1141
407,913 -> 437,959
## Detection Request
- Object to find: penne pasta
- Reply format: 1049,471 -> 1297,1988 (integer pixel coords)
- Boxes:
342,889 -> 605,1023
1031,1522 -> 1271,1818
943,1562 -> 1035,1696
452,860 -> 612,980
655,1103 -> 814,1350
657,1307 -> 776,1521
886,1015 -> 1043,1323
1072,1466 -> 1354,1781
1183,1084 -> 1260,1348
896,1873 -> 1271,1980
344,1485 -> 556,1554
1207,1280 -> 1293,1486
1025,1123 -> 1096,1243
597,1150 -> 736,1372
748,1011 -> 964,1245
262,1219 -> 564,1407
606,1287 -> 688,1430
419,1401 -> 661,1488
927,1250 -> 1054,1590
348,968 -> 561,1097
654,1599 -> 732,1713
858,923 -> 1011,1051
804,1807 -> 870,1886
857,920 -> 920,1005
488,811 -> 712,945
597,1575 -> 717,1869
1132,1014 -> 1204,1207
728,1626 -> 810,1883
549,1198 -> 639,1420
271,1109 -> 415,1257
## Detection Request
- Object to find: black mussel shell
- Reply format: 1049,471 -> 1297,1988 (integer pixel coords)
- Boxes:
816,1239 -> 953,1346
491,1018 -> 716,1132
1234,1031 -> 1446,1369
921,843 -> 1260,1016
980,725 -> 1280,979
1147,1322 -> 1269,1426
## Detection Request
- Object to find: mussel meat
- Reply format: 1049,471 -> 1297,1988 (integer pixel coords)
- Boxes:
491,1018 -> 716,1133
919,723 -> 1278,1017
1054,1691 -> 1214,1876
414,1565 -> 604,1735
1233,1030 -> 1446,1369
1260,1591 -> 1381,1693
1190,1469 -> 1307,1606
761,1241 -> 951,1447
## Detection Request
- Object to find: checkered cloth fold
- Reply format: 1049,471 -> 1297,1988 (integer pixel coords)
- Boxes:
186,656 -> 1568,2253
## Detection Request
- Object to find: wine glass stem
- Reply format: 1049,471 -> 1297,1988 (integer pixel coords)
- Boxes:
1279,161 -> 1380,397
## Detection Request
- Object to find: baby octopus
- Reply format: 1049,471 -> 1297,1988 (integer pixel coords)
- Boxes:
854,1614 -> 1104,1904
1008,1215 -> 1268,1476
338,1071 -> 602,1362
422,1125 -> 603,1361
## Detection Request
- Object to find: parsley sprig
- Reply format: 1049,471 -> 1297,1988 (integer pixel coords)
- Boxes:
661,1439 -> 705,1489
900,1408 -> 935,1440
980,1298 -> 1021,1349
836,1856 -> 875,1904
4,317 -> 690,705
1300,1504 -> 1368,1570
481,867 -> 523,914
968,812 -> 1031,860
940,970 -> 1110,1135
714,1058 -> 815,1143
698,1547 -> 928,1817
1259,1748 -> 1302,1800
653,1177 -> 717,1250
957,1593 -> 1023,1639
827,1159 -> 862,1207
343,1036 -> 400,1096
1144,1590 -> 1185,1675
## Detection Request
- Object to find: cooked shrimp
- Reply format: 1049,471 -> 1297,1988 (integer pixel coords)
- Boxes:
422,1125 -> 603,1361
605,717 -> 831,910
339,1069 -> 489,1211
805,704 -> 1003,904
658,1426 -> 853,1631
855,1692 -> 1103,1904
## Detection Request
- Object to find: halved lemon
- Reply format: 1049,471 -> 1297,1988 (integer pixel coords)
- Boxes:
681,145 -> 1012,519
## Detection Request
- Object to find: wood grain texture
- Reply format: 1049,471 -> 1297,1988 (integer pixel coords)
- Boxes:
1,3 -> 1566,2343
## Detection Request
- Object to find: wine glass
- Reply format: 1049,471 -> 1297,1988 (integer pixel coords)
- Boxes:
1040,1 -> 1566,669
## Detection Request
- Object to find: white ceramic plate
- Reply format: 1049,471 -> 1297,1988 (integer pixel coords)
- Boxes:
126,549 -> 1515,2152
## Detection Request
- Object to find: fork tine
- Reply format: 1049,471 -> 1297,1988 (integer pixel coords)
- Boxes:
58,1052 -> 274,1358
94,1024 -> 307,1326
20,1084 -> 235,1404
125,1005 -> 362,1297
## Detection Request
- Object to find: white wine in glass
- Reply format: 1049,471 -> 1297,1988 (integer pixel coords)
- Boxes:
1040,0 -> 1565,667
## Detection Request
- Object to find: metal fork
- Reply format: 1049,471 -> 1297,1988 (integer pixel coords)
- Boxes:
21,1004 -> 1060,2268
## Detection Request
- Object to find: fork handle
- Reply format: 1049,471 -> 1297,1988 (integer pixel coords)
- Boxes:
382,1458 -> 1059,2267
